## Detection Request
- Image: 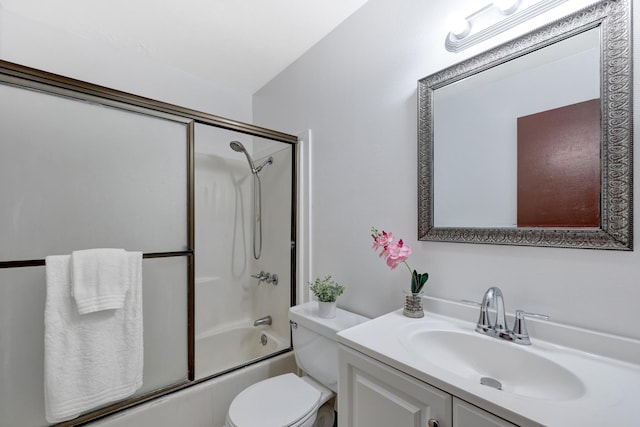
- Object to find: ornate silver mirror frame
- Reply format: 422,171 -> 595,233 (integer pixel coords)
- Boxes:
418,0 -> 632,250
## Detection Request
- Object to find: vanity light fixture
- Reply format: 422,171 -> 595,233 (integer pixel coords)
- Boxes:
445,0 -> 567,52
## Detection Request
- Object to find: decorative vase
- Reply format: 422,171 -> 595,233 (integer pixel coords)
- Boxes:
403,290 -> 424,318
318,300 -> 337,318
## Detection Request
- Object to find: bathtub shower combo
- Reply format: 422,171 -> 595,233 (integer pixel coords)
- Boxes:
194,126 -> 294,380
0,60 -> 297,426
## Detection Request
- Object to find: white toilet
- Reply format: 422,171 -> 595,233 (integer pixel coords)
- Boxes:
225,301 -> 369,427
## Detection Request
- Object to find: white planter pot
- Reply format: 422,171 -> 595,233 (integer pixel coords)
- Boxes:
317,301 -> 337,319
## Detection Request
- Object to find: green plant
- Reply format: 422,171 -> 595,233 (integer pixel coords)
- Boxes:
309,275 -> 346,302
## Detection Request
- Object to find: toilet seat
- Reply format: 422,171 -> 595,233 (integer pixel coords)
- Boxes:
226,373 -> 322,427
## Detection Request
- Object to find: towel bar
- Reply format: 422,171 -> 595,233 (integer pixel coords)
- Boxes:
0,250 -> 193,270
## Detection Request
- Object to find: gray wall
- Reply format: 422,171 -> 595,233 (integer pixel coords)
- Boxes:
253,0 -> 640,340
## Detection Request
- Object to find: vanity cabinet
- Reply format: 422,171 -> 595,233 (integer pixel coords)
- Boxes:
453,398 -> 517,427
338,345 -> 518,427
338,344 -> 451,427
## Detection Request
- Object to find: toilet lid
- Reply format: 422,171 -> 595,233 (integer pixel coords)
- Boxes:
228,373 -> 322,427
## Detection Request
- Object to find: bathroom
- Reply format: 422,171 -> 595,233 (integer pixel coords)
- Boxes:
0,0 -> 638,426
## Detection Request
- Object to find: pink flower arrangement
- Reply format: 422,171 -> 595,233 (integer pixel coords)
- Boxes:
371,227 -> 428,294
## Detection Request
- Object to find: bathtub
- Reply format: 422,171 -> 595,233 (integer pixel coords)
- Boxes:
195,324 -> 289,379
93,352 -> 297,427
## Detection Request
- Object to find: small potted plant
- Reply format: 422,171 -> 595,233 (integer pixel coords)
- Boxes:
309,275 -> 346,318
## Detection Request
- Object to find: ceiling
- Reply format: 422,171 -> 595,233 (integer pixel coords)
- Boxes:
0,0 -> 370,94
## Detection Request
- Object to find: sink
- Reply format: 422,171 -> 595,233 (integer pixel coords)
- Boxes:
400,328 -> 585,400
338,306 -> 640,426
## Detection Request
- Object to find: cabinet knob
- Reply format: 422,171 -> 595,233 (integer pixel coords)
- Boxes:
428,419 -> 440,427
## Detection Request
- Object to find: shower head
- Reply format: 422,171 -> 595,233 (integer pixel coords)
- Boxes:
229,140 -> 246,153
229,141 -> 273,175
229,140 -> 256,173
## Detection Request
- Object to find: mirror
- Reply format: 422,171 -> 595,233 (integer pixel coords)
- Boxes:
418,0 -> 632,250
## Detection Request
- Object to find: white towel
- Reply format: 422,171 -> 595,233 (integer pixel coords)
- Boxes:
71,248 -> 129,314
44,252 -> 144,423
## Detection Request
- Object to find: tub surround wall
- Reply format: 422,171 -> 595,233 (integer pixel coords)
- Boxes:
194,131 -> 293,379
194,124 -> 256,338
194,125 -> 293,381
253,0 -> 639,341
251,146 -> 294,341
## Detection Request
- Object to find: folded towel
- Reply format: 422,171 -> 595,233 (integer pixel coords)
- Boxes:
44,252 -> 144,423
71,248 -> 129,314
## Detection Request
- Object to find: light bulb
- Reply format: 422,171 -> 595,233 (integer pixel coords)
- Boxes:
494,0 -> 521,15
447,14 -> 471,39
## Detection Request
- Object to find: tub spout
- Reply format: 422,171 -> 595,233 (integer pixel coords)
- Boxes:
253,315 -> 272,327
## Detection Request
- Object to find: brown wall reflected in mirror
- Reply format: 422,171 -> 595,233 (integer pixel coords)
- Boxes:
517,99 -> 600,228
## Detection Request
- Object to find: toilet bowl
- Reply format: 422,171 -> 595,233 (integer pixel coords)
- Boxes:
224,301 -> 369,427
225,374 -> 331,427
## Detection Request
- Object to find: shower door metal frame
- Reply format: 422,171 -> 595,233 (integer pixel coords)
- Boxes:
0,59 -> 298,427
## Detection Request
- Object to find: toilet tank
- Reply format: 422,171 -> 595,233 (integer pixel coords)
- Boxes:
288,302 -> 369,392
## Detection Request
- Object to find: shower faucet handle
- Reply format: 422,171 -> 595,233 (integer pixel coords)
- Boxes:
266,273 -> 278,285
251,271 -> 278,285
251,271 -> 268,281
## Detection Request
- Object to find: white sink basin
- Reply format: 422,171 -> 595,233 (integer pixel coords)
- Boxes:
338,306 -> 640,426
400,328 -> 585,400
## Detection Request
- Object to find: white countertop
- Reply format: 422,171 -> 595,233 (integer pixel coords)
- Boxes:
337,302 -> 640,427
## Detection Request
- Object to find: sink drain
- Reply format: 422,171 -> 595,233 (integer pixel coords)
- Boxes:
480,377 -> 502,390
260,333 -> 268,346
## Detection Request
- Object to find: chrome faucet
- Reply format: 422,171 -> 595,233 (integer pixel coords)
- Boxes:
464,287 -> 549,345
253,315 -> 272,327
477,287 -> 510,338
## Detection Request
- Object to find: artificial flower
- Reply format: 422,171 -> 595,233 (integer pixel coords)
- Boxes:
371,227 -> 428,294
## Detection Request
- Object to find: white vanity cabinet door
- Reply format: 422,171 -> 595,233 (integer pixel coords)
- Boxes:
453,398 -> 518,427
339,345 -> 452,427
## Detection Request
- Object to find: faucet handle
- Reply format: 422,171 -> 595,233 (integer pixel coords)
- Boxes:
461,299 -> 491,333
251,271 -> 278,285
251,270 -> 267,281
266,273 -> 278,285
512,310 -> 549,345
